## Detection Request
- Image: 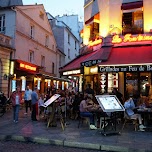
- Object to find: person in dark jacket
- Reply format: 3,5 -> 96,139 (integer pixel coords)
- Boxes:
31,87 -> 38,121
85,84 -> 94,97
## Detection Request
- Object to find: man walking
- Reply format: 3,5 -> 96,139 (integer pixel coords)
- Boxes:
24,86 -> 32,115
31,87 -> 38,121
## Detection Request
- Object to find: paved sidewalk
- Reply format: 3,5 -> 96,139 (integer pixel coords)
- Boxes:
0,109 -> 152,152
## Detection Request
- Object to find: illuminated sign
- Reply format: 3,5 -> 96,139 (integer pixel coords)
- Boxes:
63,70 -> 81,75
90,67 -> 98,73
99,65 -> 152,73
88,38 -> 102,47
20,63 -> 37,71
112,34 -> 152,44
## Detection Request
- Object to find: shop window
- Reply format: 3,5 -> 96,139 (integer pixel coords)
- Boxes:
122,10 -> 143,35
108,73 -> 118,93
126,72 -> 138,95
140,72 -> 151,97
0,14 -> 5,34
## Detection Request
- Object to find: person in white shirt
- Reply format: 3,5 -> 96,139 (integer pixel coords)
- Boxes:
24,86 -> 32,114
38,93 -> 45,117
124,95 -> 146,131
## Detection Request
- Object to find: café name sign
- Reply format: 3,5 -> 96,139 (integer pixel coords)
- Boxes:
63,70 -> 80,75
112,34 -> 152,44
20,63 -> 37,72
99,65 -> 152,73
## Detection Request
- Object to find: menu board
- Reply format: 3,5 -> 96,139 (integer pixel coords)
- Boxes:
95,95 -> 125,112
42,94 -> 61,107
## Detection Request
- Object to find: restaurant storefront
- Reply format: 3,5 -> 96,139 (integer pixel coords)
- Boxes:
10,59 -> 40,93
60,34 -> 152,98
10,60 -> 69,95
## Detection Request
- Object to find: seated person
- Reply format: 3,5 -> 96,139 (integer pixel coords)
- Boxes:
79,96 -> 98,130
124,95 -> 146,131
87,95 -> 100,112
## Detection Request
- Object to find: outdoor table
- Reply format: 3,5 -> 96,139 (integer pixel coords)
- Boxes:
90,109 -> 121,135
137,108 -> 152,129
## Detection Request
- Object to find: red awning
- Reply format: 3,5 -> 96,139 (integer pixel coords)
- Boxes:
121,1 -> 143,10
60,46 -> 112,71
60,51 -> 99,72
98,45 -> 152,66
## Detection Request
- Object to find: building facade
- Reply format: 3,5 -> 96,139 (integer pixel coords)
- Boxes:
55,14 -> 83,44
60,0 -> 152,99
0,34 -> 13,97
47,13 -> 80,65
0,4 -> 68,95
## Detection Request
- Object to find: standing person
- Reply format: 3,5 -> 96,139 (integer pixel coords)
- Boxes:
24,86 -> 32,115
31,87 -> 38,121
10,86 -> 22,123
85,84 -> 94,98
112,88 -> 124,104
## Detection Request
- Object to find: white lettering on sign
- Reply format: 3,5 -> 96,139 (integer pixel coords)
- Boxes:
147,65 -> 152,71
129,66 -> 137,71
99,67 -> 119,72
63,70 -> 80,75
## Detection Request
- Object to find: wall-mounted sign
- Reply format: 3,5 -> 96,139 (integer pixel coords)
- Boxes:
112,34 -> 152,44
99,65 -> 152,73
20,63 -> 37,72
81,59 -> 102,67
63,70 -> 81,75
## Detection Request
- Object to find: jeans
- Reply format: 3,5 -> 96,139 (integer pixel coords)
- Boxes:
13,105 -> 20,122
25,100 -> 32,113
80,112 -> 94,125
31,104 -> 37,120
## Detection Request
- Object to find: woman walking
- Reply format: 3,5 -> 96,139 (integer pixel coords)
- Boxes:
10,86 -> 22,123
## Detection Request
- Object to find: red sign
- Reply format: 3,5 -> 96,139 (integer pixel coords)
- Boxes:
19,63 -> 37,71
112,34 -> 152,44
